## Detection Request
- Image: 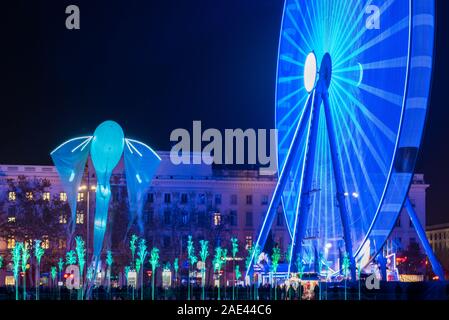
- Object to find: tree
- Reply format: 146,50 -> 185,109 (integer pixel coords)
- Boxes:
34,239 -> 45,300
397,242 -> 427,275
51,266 -> 57,287
58,258 -> 64,281
173,258 -> 179,287
186,235 -> 197,300
106,250 -> 113,296
230,237 -> 239,300
129,234 -> 138,264
66,250 -> 76,265
213,246 -> 226,300
235,265 -> 242,299
124,265 -> 131,286
271,247 -> 281,300
149,247 -> 160,300
0,176 -> 66,244
75,236 -> 86,300
295,255 -> 305,300
21,244 -> 30,300
11,242 -> 23,300
137,238 -> 148,300
342,253 -> 350,301
199,240 -> 209,300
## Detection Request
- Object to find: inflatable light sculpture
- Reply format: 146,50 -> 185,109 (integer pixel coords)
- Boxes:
51,121 -> 161,278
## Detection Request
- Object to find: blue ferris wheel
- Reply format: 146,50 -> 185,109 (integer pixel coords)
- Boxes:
247,0 -> 444,280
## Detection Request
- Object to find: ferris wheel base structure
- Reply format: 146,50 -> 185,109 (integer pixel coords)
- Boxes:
246,0 -> 445,282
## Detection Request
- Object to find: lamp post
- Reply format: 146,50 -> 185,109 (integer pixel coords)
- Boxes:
78,183 -> 96,262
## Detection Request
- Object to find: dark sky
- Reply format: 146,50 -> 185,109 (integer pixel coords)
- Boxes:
1,0 -> 448,225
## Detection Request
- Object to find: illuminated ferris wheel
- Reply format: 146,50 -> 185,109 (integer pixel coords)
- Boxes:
247,0 -> 444,280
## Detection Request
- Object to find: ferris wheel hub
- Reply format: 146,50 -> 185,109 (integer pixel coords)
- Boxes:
319,53 -> 332,90
304,52 -> 332,93
303,52 -> 317,93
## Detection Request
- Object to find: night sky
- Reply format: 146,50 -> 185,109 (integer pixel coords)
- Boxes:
1,1 -> 448,225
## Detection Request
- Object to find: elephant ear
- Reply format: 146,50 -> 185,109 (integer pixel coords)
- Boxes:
124,138 -> 161,234
51,136 -> 92,224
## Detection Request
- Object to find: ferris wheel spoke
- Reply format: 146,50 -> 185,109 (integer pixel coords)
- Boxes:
278,75 -> 304,84
334,0 -> 397,64
330,87 -> 389,179
331,87 -> 381,207
334,75 -> 404,107
332,82 -> 396,164
335,16 -> 409,69
279,54 -> 304,68
285,9 -> 312,53
332,80 -> 396,143
294,0 -> 316,50
277,86 -> 305,106
327,96 -> 365,230
329,0 -> 352,53
323,91 -> 357,280
332,0 -> 374,63
334,56 -> 407,74
282,31 -> 308,57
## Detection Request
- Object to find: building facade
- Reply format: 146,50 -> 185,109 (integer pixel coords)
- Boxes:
0,154 -> 430,286
426,223 -> 449,273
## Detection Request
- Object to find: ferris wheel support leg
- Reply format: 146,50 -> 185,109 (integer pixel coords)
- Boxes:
244,93 -> 314,278
289,89 -> 322,274
404,198 -> 445,281
322,92 -> 357,281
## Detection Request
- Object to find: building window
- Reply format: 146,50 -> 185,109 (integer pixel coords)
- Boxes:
8,206 -> 16,217
163,236 -> 171,248
147,193 -> 154,204
230,194 -> 238,205
213,212 -> 222,226
60,192 -> 67,202
215,194 -> 222,205
246,195 -> 253,205
77,192 -> 85,202
198,193 -> 206,205
198,211 -> 207,227
59,239 -> 67,249
164,210 -> 171,225
59,214 -> 67,224
276,212 -> 283,227
145,208 -> 154,225
245,212 -> 253,227
7,237 -> 15,249
181,193 -> 188,204
245,236 -> 253,250
26,192 -> 33,201
164,193 -> 171,204
76,211 -> 84,224
261,195 -> 269,205
43,192 -> 51,201
8,216 -> 16,223
8,191 -> 16,201
42,236 -> 50,249
395,217 -> 401,228
182,211 -> 189,225
230,210 -> 238,226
